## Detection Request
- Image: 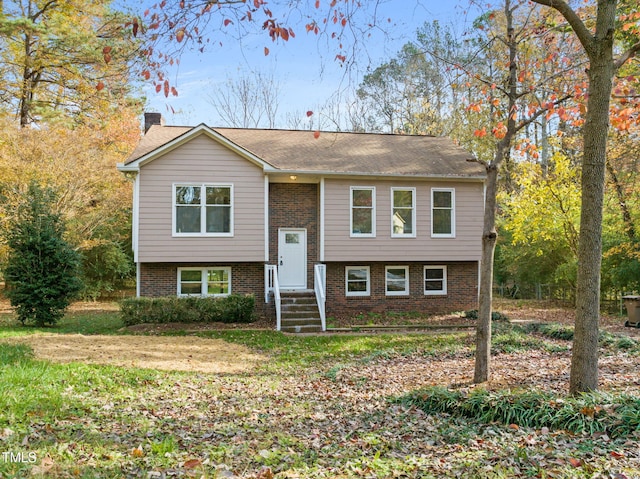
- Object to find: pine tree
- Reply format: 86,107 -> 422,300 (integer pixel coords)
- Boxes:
3,182 -> 82,326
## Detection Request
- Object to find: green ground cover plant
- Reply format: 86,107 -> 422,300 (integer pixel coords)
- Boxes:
399,386 -> 640,438
464,309 -> 510,322
524,322 -> 640,353
0,342 -> 32,364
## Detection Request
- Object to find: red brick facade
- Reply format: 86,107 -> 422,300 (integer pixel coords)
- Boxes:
139,260 -> 478,321
325,261 -> 479,319
268,183 -> 319,287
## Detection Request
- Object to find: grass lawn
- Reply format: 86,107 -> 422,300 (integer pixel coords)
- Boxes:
0,303 -> 639,478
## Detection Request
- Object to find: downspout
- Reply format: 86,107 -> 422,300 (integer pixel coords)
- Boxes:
319,177 -> 325,262
132,172 -> 140,264
129,171 -> 141,297
264,175 -> 270,262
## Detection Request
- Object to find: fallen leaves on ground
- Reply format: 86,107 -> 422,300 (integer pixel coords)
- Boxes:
2,299 -> 639,478
6,332 -> 639,478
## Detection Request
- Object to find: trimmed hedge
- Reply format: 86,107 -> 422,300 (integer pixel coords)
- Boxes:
119,294 -> 256,326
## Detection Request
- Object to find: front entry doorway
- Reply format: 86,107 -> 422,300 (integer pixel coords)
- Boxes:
278,228 -> 307,289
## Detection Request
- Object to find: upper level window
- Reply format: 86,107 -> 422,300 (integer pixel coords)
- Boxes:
391,188 -> 416,237
174,184 -> 233,236
432,188 -> 455,237
351,187 -> 375,237
178,267 -> 231,297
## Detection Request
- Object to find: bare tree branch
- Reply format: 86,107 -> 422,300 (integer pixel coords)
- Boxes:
614,40 -> 640,70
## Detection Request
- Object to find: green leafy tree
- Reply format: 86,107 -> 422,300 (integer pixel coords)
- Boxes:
3,182 -> 82,326
499,153 -> 581,295
356,21 -> 471,136
0,0 -> 143,128
601,124 -> 640,296
79,240 -> 132,301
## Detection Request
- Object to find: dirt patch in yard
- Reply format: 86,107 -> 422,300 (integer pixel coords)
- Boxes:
8,334 -> 266,374
493,298 -> 640,337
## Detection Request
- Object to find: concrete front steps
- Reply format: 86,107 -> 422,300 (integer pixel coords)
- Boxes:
280,291 -> 323,333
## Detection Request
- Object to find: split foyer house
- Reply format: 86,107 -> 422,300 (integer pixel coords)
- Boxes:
118,113 -> 487,331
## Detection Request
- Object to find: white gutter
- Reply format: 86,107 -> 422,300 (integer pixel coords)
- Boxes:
116,162 -> 139,173
267,170 -> 487,181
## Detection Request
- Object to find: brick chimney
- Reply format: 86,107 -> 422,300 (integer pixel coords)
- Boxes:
144,112 -> 164,133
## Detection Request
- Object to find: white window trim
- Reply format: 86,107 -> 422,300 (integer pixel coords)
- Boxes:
173,183 -> 234,237
345,266 -> 371,297
350,186 -> 376,238
424,265 -> 448,295
177,267 -> 231,297
391,187 -> 416,238
385,265 -> 410,296
431,188 -> 455,238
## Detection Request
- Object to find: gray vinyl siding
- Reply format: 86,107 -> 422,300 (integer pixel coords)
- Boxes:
137,134 -> 265,262
324,178 -> 483,262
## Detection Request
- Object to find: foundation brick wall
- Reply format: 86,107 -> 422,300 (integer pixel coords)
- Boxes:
268,183 -> 319,286
139,262 -> 271,318
325,261 -> 479,319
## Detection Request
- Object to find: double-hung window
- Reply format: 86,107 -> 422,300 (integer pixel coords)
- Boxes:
174,184 -> 233,235
385,265 -> 409,296
424,266 -> 447,295
350,187 -> 375,237
178,267 -> 231,297
431,188 -> 455,237
345,266 -> 370,296
391,188 -> 416,237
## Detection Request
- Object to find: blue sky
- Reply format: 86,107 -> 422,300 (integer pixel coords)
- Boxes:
128,1 -> 480,128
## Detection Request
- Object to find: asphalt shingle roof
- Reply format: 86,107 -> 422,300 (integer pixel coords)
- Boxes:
126,125 -> 486,179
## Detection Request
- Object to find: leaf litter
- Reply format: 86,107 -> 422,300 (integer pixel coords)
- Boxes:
3,302 -> 640,478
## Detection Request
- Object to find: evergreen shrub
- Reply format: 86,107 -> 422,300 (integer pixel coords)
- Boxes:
119,294 -> 256,326
3,183 -> 82,326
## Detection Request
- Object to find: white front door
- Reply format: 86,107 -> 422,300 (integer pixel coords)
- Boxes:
278,228 -> 307,289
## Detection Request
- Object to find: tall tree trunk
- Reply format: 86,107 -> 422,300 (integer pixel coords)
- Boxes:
474,0 -> 518,383
570,50 -> 615,393
474,162 -> 499,382
19,32 -> 33,128
528,0 -> 639,395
